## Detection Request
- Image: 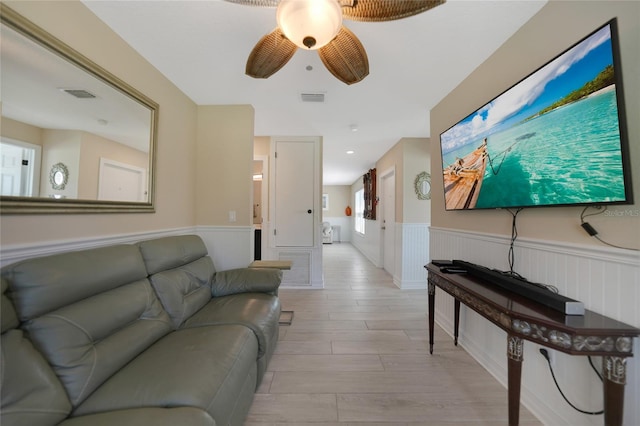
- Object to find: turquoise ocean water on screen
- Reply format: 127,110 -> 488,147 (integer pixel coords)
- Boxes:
446,89 -> 626,208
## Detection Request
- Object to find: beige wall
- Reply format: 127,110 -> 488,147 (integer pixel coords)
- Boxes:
196,105 -> 254,226
78,132 -> 149,200
253,136 -> 270,157
1,1 -> 198,245
402,138 -> 430,224
375,137 -> 430,224
322,185 -> 350,218
2,119 -> 147,200
39,130 -> 81,199
1,116 -> 43,147
431,1 -> 639,248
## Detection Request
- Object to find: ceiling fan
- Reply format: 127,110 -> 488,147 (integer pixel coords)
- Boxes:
225,0 -> 445,85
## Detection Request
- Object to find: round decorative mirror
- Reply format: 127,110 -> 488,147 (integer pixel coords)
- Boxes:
414,171 -> 431,200
49,163 -> 69,190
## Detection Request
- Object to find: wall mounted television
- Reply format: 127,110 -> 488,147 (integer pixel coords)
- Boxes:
440,19 -> 632,211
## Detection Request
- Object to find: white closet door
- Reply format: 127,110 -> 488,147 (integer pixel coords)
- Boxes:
274,140 -> 315,247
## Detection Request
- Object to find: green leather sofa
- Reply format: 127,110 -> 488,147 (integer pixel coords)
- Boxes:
1,235 -> 282,426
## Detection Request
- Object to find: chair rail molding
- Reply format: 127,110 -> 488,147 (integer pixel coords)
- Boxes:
0,227 -> 195,268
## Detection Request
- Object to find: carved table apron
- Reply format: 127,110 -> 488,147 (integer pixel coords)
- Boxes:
425,264 -> 639,426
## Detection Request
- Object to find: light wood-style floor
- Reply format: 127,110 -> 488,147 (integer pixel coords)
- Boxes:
246,243 -> 542,425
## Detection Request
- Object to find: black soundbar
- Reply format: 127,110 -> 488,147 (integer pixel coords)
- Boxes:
451,260 -> 584,315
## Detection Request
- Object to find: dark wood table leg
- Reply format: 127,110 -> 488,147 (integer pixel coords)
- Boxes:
454,298 -> 460,346
603,356 -> 627,426
507,335 -> 524,426
428,280 -> 435,354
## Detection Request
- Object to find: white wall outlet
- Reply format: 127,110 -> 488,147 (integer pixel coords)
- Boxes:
228,210 -> 236,222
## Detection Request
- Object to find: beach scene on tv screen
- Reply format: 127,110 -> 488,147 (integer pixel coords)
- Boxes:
441,23 -> 627,210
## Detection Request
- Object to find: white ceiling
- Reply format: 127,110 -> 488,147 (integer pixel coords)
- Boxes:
81,0 -> 547,185
1,24 -> 152,153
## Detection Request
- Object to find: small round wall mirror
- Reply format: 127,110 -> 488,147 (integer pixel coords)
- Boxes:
49,163 -> 69,190
414,171 -> 431,200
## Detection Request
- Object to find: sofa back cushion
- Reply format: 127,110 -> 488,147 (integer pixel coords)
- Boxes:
1,280 -> 72,426
1,330 -> 72,426
3,245 -> 149,320
138,235 -> 214,328
1,245 -> 172,407
138,234 -> 211,275
1,279 -> 18,333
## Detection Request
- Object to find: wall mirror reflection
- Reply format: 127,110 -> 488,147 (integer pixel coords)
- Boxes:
0,5 -> 158,213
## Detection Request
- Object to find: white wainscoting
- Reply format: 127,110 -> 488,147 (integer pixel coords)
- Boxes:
351,222 -> 430,290
351,219 -> 382,267
0,227 -> 196,268
0,225 -> 256,274
396,223 -> 430,289
429,226 -> 640,426
196,225 -> 254,271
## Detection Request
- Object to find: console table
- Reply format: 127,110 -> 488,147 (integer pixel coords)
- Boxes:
425,263 -> 639,426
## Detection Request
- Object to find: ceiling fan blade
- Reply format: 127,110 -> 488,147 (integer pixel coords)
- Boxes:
223,0 -> 278,7
342,0 -> 445,22
318,26 -> 369,85
246,28 -> 298,79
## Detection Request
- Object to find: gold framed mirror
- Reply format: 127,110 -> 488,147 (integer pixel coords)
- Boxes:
0,4 -> 158,214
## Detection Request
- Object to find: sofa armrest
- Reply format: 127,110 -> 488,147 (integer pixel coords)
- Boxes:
211,268 -> 282,297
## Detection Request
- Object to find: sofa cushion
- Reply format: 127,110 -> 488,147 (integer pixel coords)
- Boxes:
1,329 -> 72,426
1,279 -> 18,333
148,256 -> 214,328
184,293 -> 280,359
23,280 -> 172,407
138,234 -> 210,275
60,407 -> 216,426
74,324 -> 258,426
184,293 -> 281,387
2,244 -> 148,321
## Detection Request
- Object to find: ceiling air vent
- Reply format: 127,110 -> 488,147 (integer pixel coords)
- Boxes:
61,89 -> 97,99
301,93 -> 325,103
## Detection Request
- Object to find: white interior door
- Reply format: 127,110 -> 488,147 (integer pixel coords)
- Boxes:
274,140 -> 315,247
0,139 -> 41,197
382,171 -> 395,275
98,158 -> 146,202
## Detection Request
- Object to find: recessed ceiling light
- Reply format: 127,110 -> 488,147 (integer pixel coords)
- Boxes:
346,150 -> 354,155
350,124 -> 358,132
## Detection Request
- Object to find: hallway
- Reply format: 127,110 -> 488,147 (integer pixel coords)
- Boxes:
246,243 -> 541,425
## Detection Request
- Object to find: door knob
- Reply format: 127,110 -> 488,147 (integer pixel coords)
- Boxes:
307,209 -> 312,214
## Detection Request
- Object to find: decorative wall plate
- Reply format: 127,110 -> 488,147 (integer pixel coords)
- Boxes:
414,171 -> 431,200
49,162 -> 69,190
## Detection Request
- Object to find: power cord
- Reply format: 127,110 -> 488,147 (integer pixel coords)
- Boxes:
539,348 -> 603,415
580,206 -> 639,251
506,208 -> 524,275
497,208 -> 560,293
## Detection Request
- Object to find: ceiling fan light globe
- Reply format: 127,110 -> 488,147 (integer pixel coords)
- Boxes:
277,0 -> 342,50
